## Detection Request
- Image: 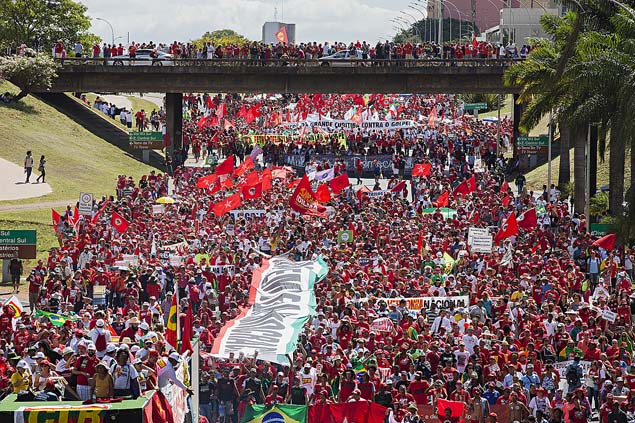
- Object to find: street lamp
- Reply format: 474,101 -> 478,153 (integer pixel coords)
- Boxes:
95,17 -> 115,46
408,4 -> 427,41
399,12 -> 423,41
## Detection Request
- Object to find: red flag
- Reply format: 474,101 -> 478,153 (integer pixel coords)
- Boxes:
275,26 -> 288,44
215,103 -> 226,119
146,390 -> 175,423
309,402 -> 386,423
243,170 -> 260,186
434,191 -> 449,208
208,182 -> 221,195
205,95 -> 214,110
196,174 -> 218,189
501,180 -> 509,193
214,155 -> 235,176
470,210 -> 480,223
494,212 -> 519,244
51,209 -> 61,227
289,175 -> 327,218
517,208 -> 538,229
91,199 -> 110,224
241,182 -> 262,200
211,193 -> 241,217
220,177 -> 234,191
287,178 -> 301,189
452,175 -> 476,196
412,163 -> 431,177
196,116 -> 208,129
165,293 -> 177,349
390,180 -> 406,193
234,157 -> 254,177
315,184 -> 332,203
356,185 -> 371,201
417,231 -> 424,257
472,36 -> 478,48
593,233 -> 616,250
437,398 -> 465,419
180,304 -> 193,354
502,195 -> 512,207
261,168 -> 272,191
237,105 -> 247,118
329,173 -> 350,194
110,211 -> 130,233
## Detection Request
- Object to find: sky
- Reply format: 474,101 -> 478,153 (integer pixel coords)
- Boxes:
80,0 -> 418,45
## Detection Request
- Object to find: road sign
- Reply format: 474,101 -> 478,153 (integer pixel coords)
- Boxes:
78,192 -> 94,216
129,131 -> 164,150
0,230 -> 37,259
463,102 -> 488,111
517,134 -> 549,154
590,223 -> 612,236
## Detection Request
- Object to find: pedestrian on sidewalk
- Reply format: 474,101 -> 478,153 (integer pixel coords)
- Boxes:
35,155 -> 46,183
9,257 -> 23,293
24,151 -> 34,183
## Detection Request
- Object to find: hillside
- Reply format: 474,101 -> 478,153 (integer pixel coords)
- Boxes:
0,81 -> 159,263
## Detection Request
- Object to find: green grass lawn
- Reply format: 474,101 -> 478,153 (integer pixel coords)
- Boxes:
0,82 -> 158,207
523,145 -> 632,192
0,82 -> 159,263
127,95 -> 161,114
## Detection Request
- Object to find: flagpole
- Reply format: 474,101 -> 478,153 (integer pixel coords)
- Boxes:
175,281 -> 180,352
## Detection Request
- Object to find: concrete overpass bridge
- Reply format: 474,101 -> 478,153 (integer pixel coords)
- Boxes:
43,58 -> 523,154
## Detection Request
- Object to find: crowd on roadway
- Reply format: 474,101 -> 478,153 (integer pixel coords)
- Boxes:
0,89 -> 633,423
176,93 -> 513,173
39,38 -> 530,64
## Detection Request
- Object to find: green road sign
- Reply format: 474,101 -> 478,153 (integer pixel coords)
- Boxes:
517,135 -> 549,146
129,131 -> 163,150
0,230 -> 37,259
590,223 -> 612,236
0,230 -> 37,245
463,102 -> 488,111
517,134 -> 549,154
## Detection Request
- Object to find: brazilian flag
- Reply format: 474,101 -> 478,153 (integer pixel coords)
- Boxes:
242,405 -> 307,423
35,310 -> 77,327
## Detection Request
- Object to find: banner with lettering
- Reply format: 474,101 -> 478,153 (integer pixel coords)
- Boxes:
229,209 -> 267,220
15,404 -> 111,423
284,154 -> 417,175
303,119 -> 419,131
385,296 -> 470,314
211,256 -> 328,364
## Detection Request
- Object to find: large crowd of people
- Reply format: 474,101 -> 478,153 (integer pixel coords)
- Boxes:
40,39 -> 529,63
0,90 -> 632,423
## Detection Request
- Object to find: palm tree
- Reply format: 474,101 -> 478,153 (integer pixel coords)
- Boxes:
566,9 -> 635,214
504,13 -> 585,211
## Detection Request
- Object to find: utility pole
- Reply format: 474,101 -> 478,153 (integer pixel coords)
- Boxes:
471,0 -> 477,35
438,0 -> 444,48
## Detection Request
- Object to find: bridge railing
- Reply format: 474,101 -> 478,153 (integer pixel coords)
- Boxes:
53,57 -> 520,68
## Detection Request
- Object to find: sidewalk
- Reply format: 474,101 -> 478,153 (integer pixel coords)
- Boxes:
0,157 -> 52,201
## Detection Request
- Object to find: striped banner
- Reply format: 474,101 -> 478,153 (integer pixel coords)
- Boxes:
211,256 -> 328,364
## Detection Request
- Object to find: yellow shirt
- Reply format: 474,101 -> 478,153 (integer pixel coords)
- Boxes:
11,371 -> 30,393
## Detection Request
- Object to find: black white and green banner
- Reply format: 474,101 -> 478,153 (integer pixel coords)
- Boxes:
211,256 -> 328,364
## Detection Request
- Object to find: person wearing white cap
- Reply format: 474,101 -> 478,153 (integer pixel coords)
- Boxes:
158,352 -> 194,395
102,344 -> 118,367
89,319 -> 112,359
72,343 -> 99,400
11,361 -> 32,393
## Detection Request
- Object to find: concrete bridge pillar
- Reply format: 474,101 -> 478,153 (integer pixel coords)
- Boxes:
165,93 -> 183,157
